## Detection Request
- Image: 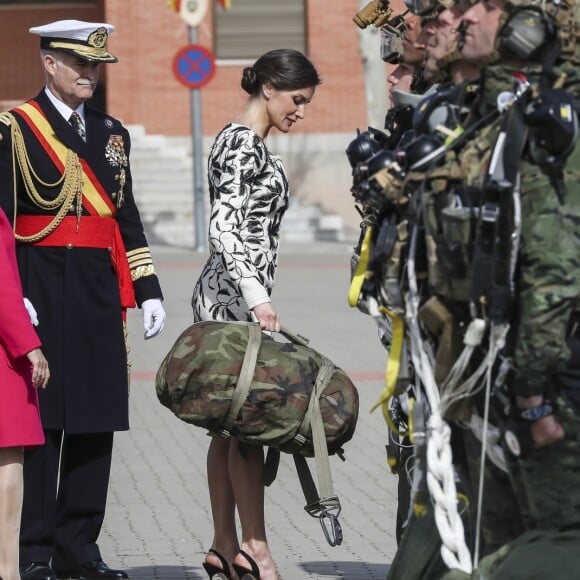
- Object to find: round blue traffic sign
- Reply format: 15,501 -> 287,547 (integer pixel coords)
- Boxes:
172,44 -> 215,89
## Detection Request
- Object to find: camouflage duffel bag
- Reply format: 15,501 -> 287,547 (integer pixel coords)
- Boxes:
155,320 -> 359,457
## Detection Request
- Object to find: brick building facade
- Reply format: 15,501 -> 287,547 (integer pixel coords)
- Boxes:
0,0 -> 391,234
0,0 -> 369,135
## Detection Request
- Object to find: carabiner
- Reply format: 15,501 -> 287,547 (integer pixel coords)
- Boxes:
320,508 -> 343,546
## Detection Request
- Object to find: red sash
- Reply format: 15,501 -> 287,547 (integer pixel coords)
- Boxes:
16,216 -> 136,311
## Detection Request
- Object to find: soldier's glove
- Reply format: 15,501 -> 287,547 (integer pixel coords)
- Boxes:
142,298 -> 166,339
23,298 -> 39,326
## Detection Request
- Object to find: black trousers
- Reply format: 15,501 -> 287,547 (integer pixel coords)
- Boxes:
20,429 -> 114,566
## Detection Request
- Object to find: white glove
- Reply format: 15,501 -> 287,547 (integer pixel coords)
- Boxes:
23,298 -> 39,326
142,298 -> 166,339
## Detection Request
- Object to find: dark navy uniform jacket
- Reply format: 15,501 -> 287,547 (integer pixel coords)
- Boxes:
0,90 -> 163,433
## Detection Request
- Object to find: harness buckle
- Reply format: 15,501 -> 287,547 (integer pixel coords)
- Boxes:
480,202 -> 499,224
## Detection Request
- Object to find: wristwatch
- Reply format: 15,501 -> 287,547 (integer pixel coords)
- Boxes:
519,402 -> 553,421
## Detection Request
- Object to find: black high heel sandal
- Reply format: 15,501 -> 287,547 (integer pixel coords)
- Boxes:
232,550 -> 261,580
202,549 -> 232,580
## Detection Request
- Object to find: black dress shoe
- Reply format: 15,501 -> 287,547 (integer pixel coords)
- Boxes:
54,560 -> 128,580
20,562 -> 57,580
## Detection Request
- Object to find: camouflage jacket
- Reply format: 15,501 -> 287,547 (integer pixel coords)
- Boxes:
455,65 -> 580,397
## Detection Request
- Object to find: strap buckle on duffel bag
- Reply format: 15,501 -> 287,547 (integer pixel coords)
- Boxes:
293,356 -> 345,546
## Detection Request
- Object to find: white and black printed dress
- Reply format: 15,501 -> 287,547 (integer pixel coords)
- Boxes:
192,123 -> 289,322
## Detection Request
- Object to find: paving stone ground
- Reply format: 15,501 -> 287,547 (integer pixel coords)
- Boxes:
99,242 -> 399,579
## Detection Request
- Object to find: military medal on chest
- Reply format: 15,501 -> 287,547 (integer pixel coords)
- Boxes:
105,134 -> 128,207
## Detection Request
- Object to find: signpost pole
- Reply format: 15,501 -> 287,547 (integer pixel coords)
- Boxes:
189,25 -> 207,252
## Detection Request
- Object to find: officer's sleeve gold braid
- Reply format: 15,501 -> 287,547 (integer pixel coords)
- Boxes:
127,247 -> 157,281
0,112 -> 83,242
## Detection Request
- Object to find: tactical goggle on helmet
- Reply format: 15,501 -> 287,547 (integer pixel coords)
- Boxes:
380,13 -> 409,63
353,0 -> 392,28
403,0 -> 455,17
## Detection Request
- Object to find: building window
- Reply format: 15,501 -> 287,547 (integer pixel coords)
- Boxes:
1,1 -> 93,4
214,0 -> 306,61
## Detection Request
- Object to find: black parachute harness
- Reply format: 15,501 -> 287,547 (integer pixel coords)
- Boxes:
467,75 -> 538,563
471,76 -> 530,326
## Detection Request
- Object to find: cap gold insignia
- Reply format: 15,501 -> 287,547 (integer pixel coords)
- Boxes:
88,27 -> 108,49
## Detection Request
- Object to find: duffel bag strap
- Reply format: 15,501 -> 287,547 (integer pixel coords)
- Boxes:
296,356 -> 335,454
264,330 -> 324,487
294,356 -> 343,547
219,323 -> 262,438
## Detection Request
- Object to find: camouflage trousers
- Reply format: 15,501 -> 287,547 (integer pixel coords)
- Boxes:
440,393 -> 580,580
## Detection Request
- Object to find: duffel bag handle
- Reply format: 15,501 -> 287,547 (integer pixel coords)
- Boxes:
250,310 -> 310,347
279,325 -> 310,347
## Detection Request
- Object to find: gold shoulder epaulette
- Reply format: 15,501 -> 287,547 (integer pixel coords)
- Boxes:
0,112 -> 14,127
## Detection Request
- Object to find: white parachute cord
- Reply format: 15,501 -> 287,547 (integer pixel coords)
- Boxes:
473,322 -> 505,566
405,223 -> 473,574
441,347 -> 490,414
441,324 -> 510,415
426,414 -> 473,572
440,318 -> 486,392
467,413 -> 508,473
405,225 -> 437,412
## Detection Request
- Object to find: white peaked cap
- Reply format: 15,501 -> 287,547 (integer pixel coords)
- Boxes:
29,20 -> 118,63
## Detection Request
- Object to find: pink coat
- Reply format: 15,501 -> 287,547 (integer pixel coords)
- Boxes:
0,209 -> 44,447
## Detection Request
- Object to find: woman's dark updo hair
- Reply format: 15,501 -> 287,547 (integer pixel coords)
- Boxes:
241,48 -> 321,96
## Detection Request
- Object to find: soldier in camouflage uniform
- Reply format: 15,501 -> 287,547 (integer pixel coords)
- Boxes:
349,2 -> 436,544
440,0 -> 580,567
348,0 -> 491,553
348,0 -> 487,550
385,2 -> 524,573
461,0 -> 580,568
380,0 -> 580,575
